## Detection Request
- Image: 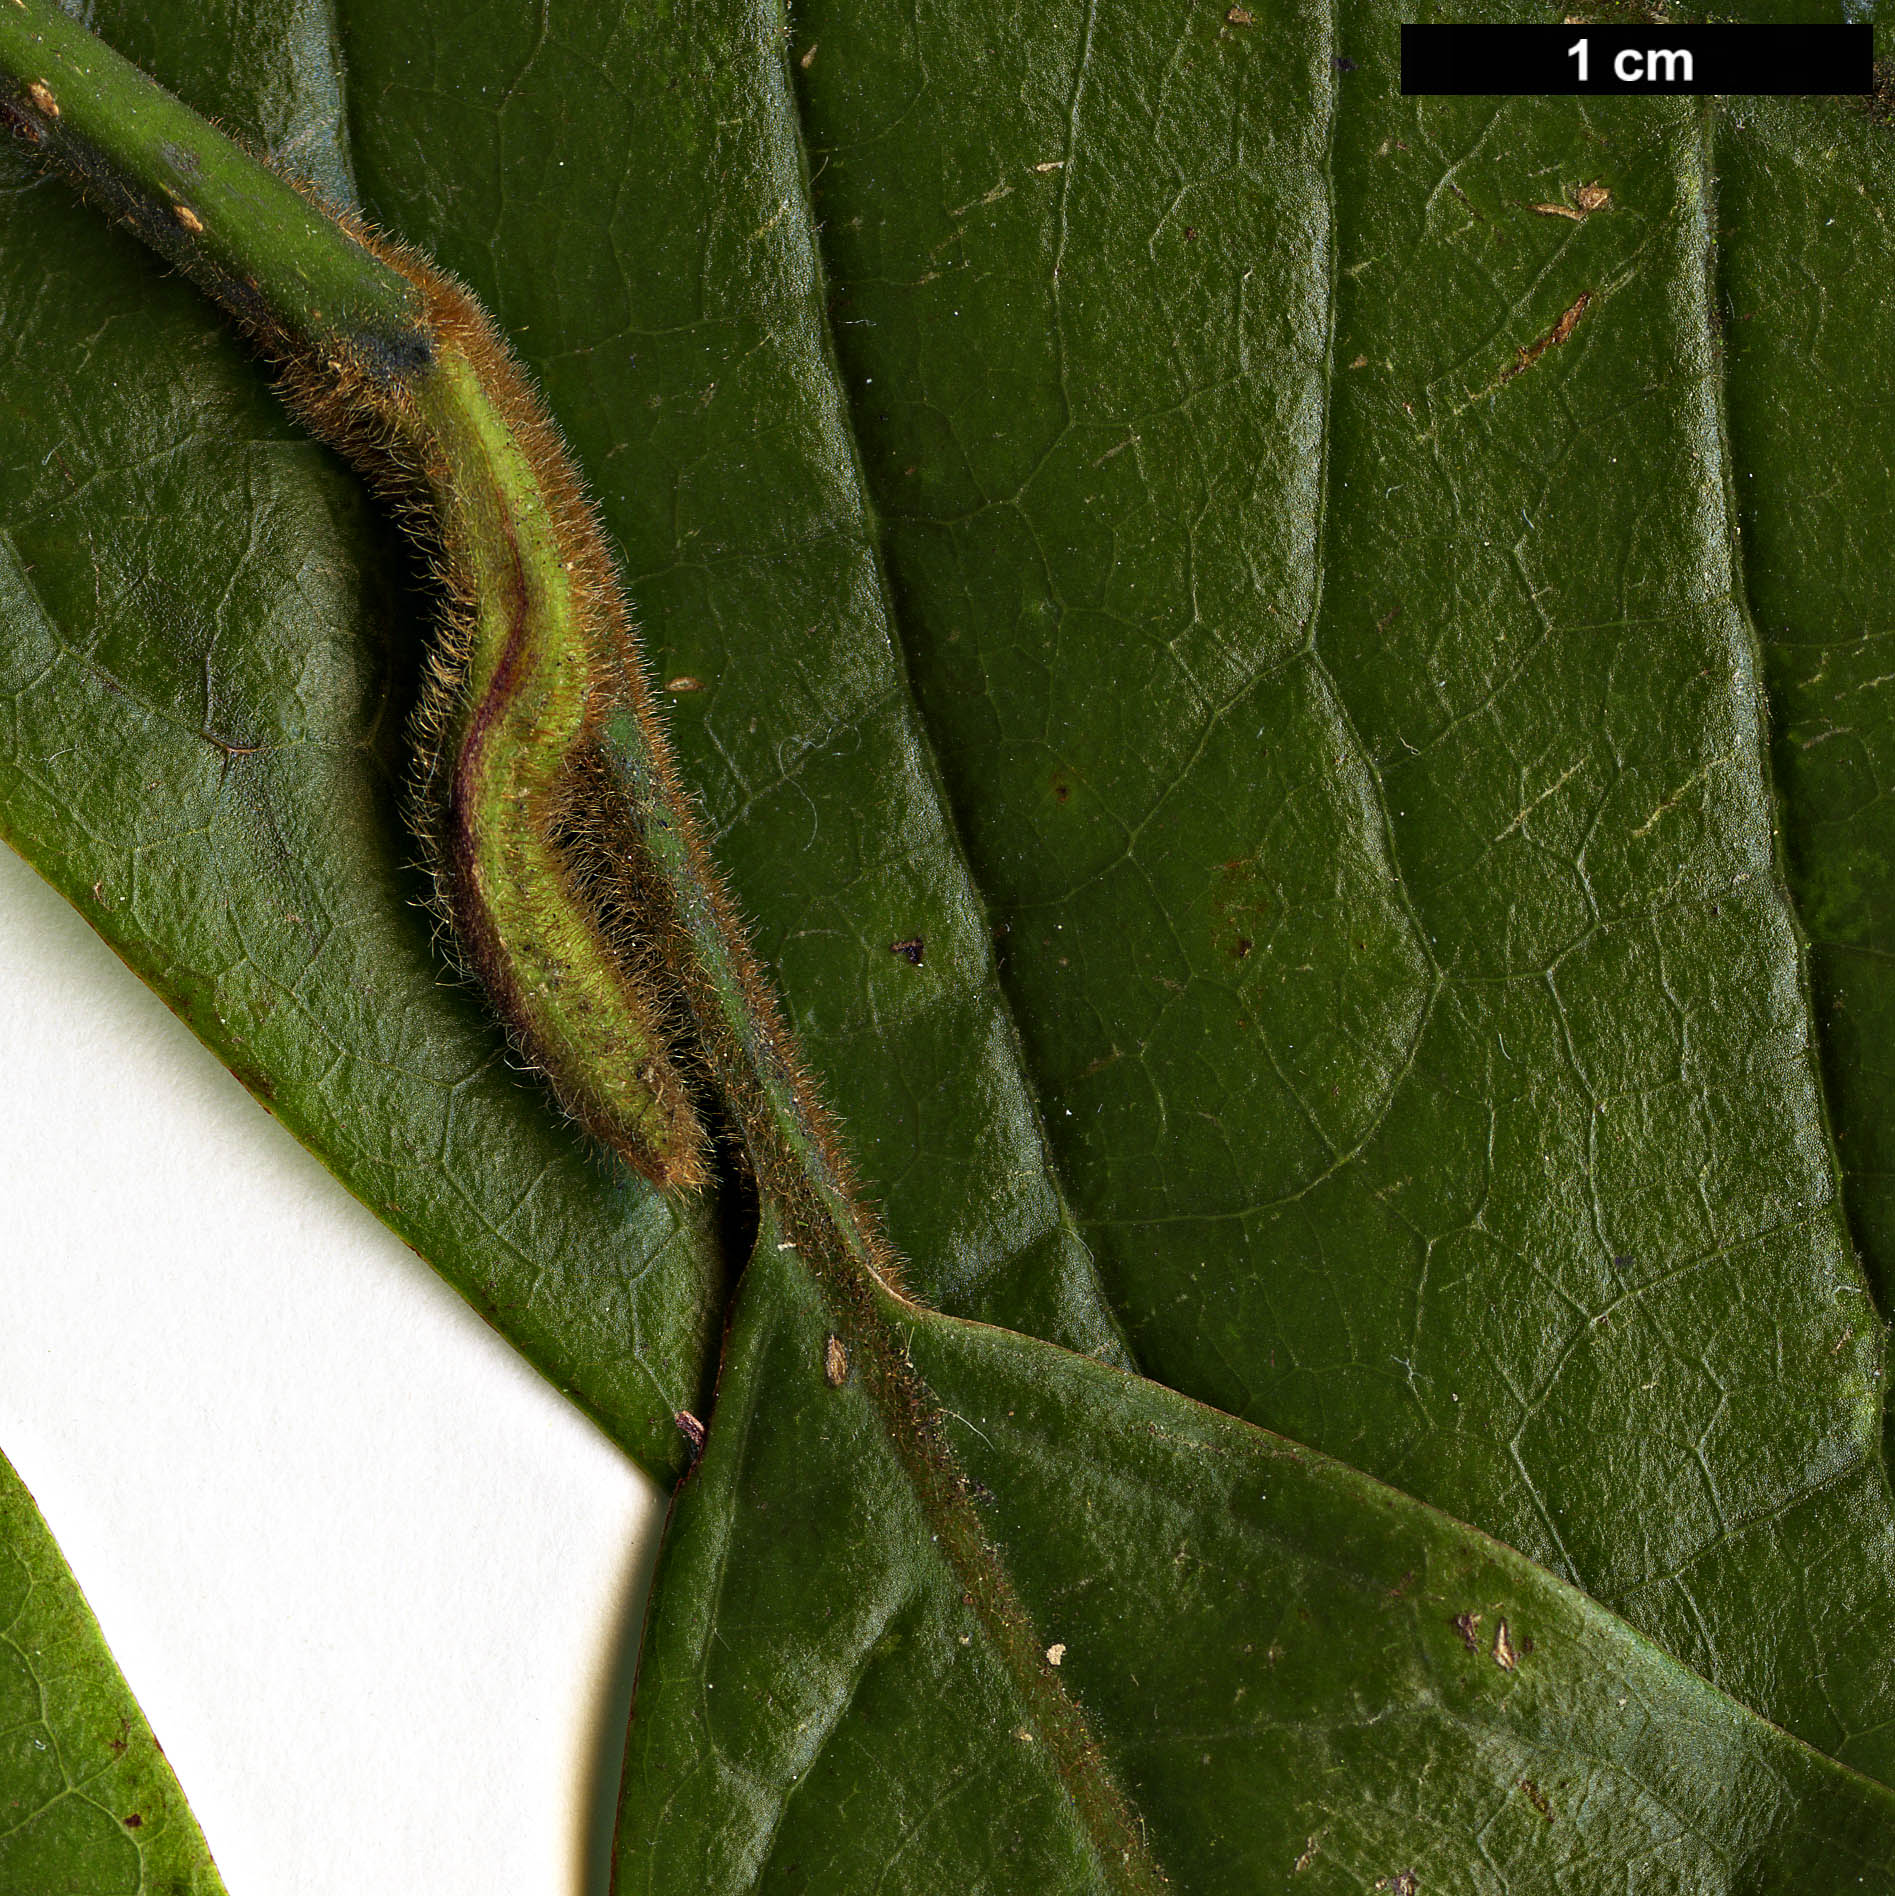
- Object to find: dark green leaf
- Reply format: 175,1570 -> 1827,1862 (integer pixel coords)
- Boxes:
338,0 -> 1129,1364
7,0 -> 1895,1885
774,0 -> 1895,1783
617,1236 -> 1895,1893
0,1450 -> 225,1896
1723,96 -> 1895,1300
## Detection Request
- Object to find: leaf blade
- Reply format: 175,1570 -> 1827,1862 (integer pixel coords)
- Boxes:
777,0 -> 1895,1775
0,1450 -> 226,1896
0,0 -> 723,1479
618,1238 -> 1895,1893
336,0 -> 1130,1359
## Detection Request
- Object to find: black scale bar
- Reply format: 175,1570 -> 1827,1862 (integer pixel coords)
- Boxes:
1401,24 -> 1872,96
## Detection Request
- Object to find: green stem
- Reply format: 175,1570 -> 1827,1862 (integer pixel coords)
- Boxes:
0,0 -> 421,361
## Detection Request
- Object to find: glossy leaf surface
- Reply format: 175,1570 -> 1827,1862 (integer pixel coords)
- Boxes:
780,0 -> 1895,1784
4,0 -> 1895,1887
618,1238 -> 1895,1893
0,1452 -> 225,1896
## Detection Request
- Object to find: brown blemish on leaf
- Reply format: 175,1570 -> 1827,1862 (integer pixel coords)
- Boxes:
824,1334 -> 850,1386
173,201 -> 204,233
1520,1777 -> 1554,1821
664,675 -> 704,693
122,1813 -> 143,1829
1494,1619 -> 1517,1670
1293,1834 -> 1321,1872
1530,182 -> 1608,222
1453,1609 -> 1482,1652
1348,354 -> 1368,369
225,1060 -> 277,1105
1046,1642 -> 1066,1666
1213,857 -> 1272,967
889,936 -> 925,966
798,42 -> 817,68
1386,1568 -> 1415,1600
1376,1874 -> 1418,1896
26,78 -> 58,116
1226,4 -> 1253,20
675,1410 -> 706,1460
1499,291 -> 1592,386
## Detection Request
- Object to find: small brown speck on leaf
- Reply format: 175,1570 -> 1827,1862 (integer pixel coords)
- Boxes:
1498,290 -> 1592,386
174,202 -> 204,233
27,79 -> 58,117
1453,1609 -> 1482,1652
1226,5 -> 1253,20
1046,1642 -> 1066,1666
1349,354 -> 1369,368
1520,1777 -> 1553,1821
799,41 -> 817,67
890,936 -> 925,966
1494,1618 -> 1517,1670
824,1335 -> 850,1386
122,1814 -> 142,1829
665,675 -> 705,693
675,1410 -> 706,1460
1532,180 -> 1609,221
1293,1834 -> 1320,1872
1376,1874 -> 1418,1896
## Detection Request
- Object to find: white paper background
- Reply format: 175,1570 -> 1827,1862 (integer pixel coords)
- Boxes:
0,840 -> 667,1895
